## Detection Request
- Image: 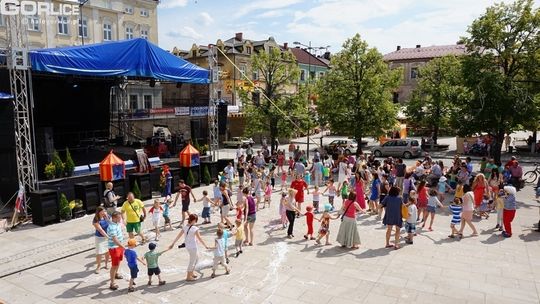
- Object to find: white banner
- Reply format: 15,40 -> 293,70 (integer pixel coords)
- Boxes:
174,107 -> 190,116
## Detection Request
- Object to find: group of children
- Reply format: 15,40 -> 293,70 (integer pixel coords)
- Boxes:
124,239 -> 169,292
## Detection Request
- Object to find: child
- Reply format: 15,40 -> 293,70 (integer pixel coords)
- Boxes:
144,242 -> 170,286
281,171 -> 288,190
437,176 -> 452,203
312,186 -> 321,214
236,197 -> 245,222
304,171 -> 312,187
162,198 -> 173,231
288,157 -> 295,174
125,239 -> 146,292
263,181 -> 272,209
454,180 -> 464,201
315,204 -> 338,245
213,179 -> 222,213
405,197 -> 418,244
279,192 -> 288,229
217,223 -> 234,264
422,188 -> 444,231
495,190 -> 504,230
199,190 -> 213,224
149,200 -> 163,241
448,197 -> 463,238
417,181 -> 429,223
323,166 -> 330,182
270,168 -> 276,189
303,206 -> 315,240
477,194 -> 490,219
322,179 -> 337,211
339,179 -> 349,209
211,229 -> 231,278
234,218 -> 245,257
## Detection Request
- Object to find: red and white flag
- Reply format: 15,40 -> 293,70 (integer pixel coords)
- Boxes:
14,184 -> 25,214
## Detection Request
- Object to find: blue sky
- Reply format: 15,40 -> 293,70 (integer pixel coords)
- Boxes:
157,0 -> 515,54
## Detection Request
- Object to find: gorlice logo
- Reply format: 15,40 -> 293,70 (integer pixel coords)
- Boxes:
1,0 -> 80,16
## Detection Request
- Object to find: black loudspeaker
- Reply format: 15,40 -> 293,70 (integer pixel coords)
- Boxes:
74,182 -> 101,214
169,167 -> 182,192
35,127 -> 54,156
129,173 -> 152,200
218,104 -> 228,135
201,161 -> 218,181
0,100 -> 18,200
30,189 -> 60,226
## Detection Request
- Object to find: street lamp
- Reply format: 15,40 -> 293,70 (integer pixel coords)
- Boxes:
79,0 -> 91,45
293,41 -> 329,160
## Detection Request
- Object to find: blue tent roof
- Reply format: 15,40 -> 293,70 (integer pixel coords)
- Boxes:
30,39 -> 209,84
0,92 -> 13,99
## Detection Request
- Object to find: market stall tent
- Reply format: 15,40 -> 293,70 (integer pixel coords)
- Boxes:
179,144 -> 200,168
99,151 -> 125,181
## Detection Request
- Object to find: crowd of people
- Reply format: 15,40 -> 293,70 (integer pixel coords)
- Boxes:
92,143 -> 531,292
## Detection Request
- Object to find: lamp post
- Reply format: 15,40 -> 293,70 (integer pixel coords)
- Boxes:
79,0 -> 90,45
293,41 -> 329,160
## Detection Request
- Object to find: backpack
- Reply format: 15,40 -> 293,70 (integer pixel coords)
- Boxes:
102,190 -> 113,208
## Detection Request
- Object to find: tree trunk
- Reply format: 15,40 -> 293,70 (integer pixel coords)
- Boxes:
433,124 -> 439,145
492,129 -> 505,164
531,130 -> 537,153
355,135 -> 363,155
269,118 -> 278,155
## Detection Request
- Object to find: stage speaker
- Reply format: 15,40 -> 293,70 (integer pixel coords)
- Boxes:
218,103 -> 228,135
129,173 -> 152,200
74,181 -> 101,214
169,167 -> 181,192
30,189 -> 60,226
0,100 -> 18,199
35,127 -> 54,156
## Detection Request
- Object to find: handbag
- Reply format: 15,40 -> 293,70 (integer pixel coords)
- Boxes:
128,200 -> 145,222
401,203 -> 409,220
341,200 -> 354,222
178,225 -> 193,249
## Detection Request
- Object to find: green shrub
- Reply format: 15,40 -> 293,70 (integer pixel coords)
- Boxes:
132,180 -> 142,199
202,165 -> 211,185
59,193 -> 71,220
51,151 -> 64,177
44,162 -> 55,179
64,148 -> 75,176
186,169 -> 195,187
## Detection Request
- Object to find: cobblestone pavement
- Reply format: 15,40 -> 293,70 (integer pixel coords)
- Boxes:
1,162 -> 540,303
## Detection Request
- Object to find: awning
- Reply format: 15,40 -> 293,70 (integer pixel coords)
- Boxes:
30,38 -> 210,84
0,92 -> 13,99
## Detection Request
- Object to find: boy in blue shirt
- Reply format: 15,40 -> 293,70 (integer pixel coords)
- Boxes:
125,239 -> 146,292
162,199 -> 172,231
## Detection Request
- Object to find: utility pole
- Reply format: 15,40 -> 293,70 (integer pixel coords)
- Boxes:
207,45 -> 220,161
79,0 -> 91,45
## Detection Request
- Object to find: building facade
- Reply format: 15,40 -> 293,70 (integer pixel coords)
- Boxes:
383,44 -> 466,103
290,47 -> 330,84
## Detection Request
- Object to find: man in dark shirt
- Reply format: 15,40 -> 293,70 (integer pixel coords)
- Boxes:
394,158 -> 407,191
172,179 -> 196,227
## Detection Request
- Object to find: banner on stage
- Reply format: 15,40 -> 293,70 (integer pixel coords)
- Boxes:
174,107 -> 190,116
190,106 -> 208,117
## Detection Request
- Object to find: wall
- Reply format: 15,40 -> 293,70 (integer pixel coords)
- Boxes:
389,59 -> 429,103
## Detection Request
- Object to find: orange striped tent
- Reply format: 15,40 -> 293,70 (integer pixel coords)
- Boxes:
99,150 -> 125,181
179,144 -> 200,167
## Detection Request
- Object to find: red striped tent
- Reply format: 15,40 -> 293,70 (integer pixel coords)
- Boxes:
99,151 -> 125,181
179,144 -> 200,167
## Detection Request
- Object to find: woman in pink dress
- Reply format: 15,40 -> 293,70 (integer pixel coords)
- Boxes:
354,172 -> 366,210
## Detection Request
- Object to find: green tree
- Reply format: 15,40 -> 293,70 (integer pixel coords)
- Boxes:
59,193 -> 71,220
132,180 -> 142,199
51,150 -> 64,178
405,55 -> 470,144
202,165 -> 211,185
454,0 -> 540,162
64,148 -> 75,177
186,169 -> 195,187
316,34 -> 402,149
242,47 -> 307,153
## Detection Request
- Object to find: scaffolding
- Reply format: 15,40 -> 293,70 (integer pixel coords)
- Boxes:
6,12 -> 37,214
207,45 -> 220,161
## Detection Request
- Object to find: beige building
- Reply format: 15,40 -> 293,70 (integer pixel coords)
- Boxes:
0,0 -> 159,49
383,44 -> 466,104
172,32 -> 298,107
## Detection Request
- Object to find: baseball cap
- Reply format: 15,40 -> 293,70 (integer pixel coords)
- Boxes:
148,242 -> 157,250
127,239 -> 137,247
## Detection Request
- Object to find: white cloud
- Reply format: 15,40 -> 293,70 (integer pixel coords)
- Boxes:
257,9 -> 291,18
167,26 -> 203,40
160,0 -> 188,9
234,0 -> 303,18
200,12 -> 214,26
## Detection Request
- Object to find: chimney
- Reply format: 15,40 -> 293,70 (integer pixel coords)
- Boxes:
416,44 -> 421,48
235,32 -> 243,41
283,42 -> 288,49
323,51 -> 331,60
396,45 -> 401,51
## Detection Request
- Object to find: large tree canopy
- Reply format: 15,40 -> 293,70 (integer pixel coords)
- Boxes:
405,55 -> 470,144
316,34 -> 401,148
452,0 -> 540,162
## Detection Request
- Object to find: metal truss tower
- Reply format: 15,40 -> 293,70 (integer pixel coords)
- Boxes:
207,45 -> 220,161
6,12 -> 38,210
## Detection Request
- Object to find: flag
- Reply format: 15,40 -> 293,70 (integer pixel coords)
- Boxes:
14,184 -> 25,214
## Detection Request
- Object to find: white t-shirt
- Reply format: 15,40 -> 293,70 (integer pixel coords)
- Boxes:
183,225 -> 199,249
407,204 -> 418,223
202,197 -> 212,208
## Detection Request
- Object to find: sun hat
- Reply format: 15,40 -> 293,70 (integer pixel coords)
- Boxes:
503,185 -> 516,195
439,176 -> 447,182
127,239 -> 137,247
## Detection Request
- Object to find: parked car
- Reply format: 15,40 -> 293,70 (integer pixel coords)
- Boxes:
324,139 -> 362,154
371,138 -> 422,159
222,137 -> 255,148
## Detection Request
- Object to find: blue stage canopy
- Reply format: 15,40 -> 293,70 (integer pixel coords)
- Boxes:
0,92 -> 13,99
30,38 -> 209,84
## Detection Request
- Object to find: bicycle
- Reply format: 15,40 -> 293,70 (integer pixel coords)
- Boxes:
523,163 -> 540,184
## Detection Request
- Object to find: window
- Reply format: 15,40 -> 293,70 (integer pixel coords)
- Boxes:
57,16 -> 69,35
0,15 -> 4,27
246,46 -> 252,55
309,71 -> 316,80
125,26 -> 133,39
191,50 -> 197,57
392,92 -> 399,103
239,65 -> 246,76
129,94 -> 138,110
411,140 -> 419,147
300,69 -> 306,81
252,70 -> 259,81
27,15 -> 39,31
124,5 -> 133,14
140,29 -> 148,40
140,9 -> 149,17
144,95 -> 152,109
410,67 -> 418,79
78,17 -> 88,38
383,141 -> 395,147
103,22 -> 112,41
319,72 -> 324,78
